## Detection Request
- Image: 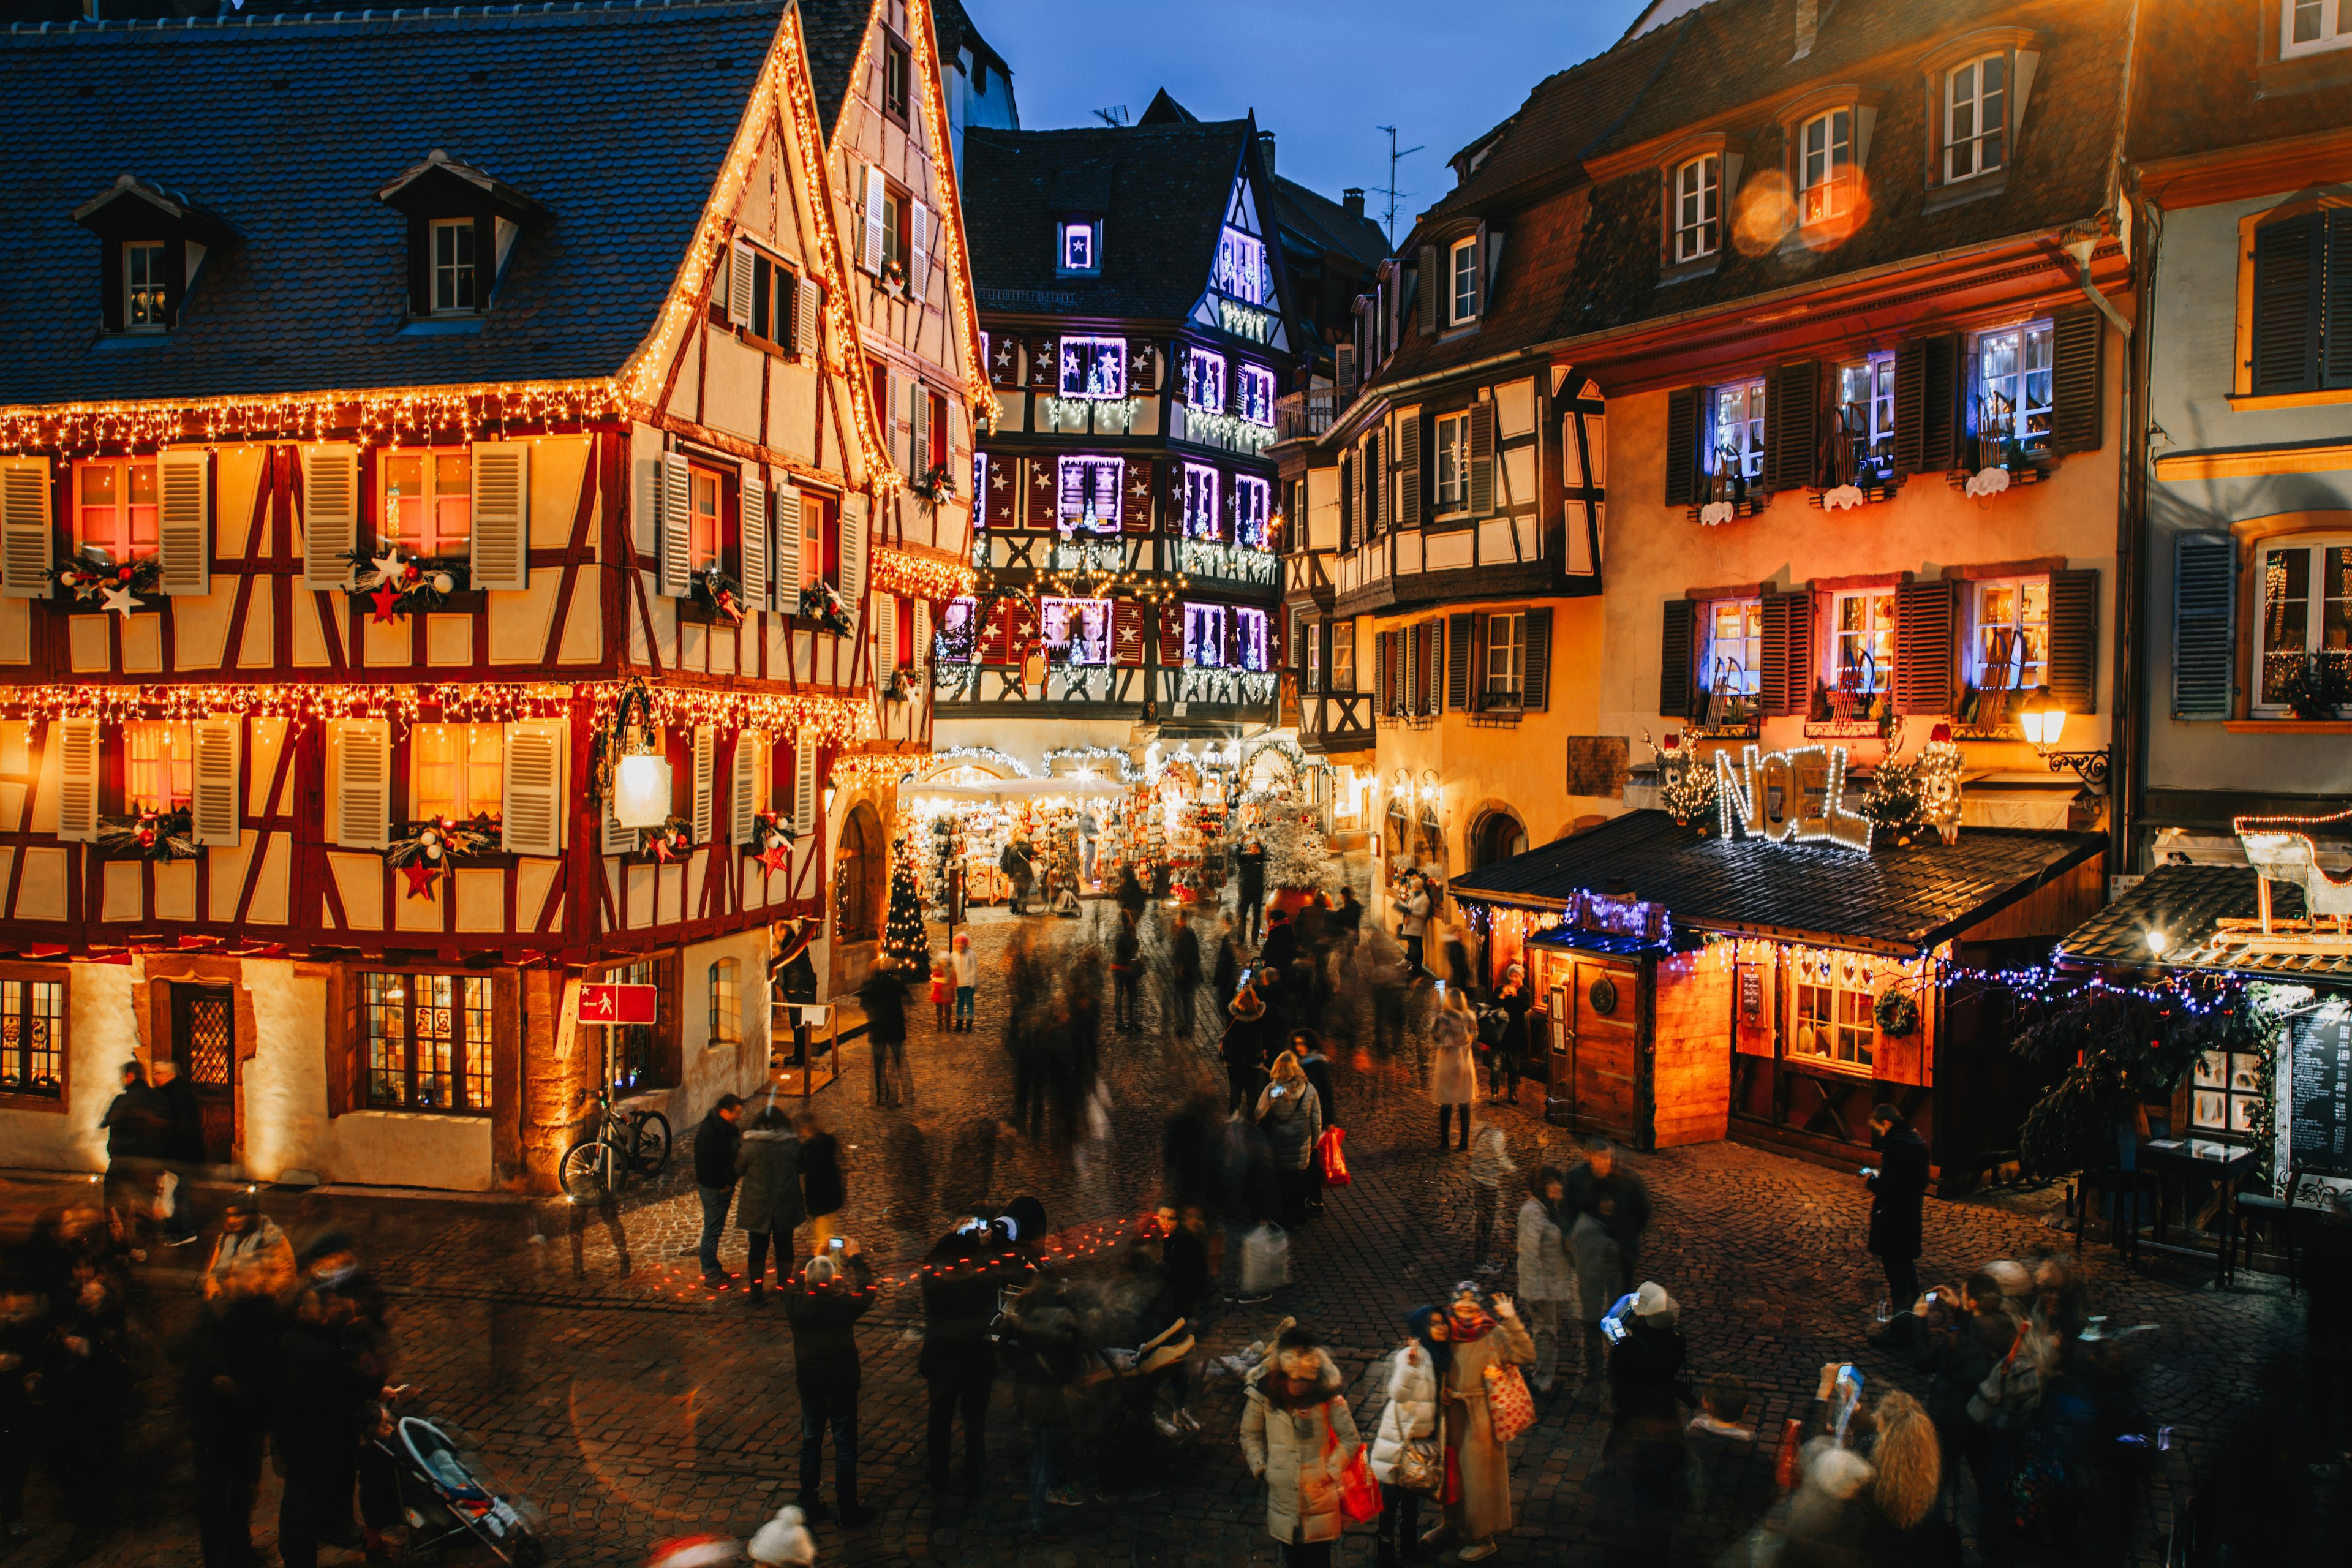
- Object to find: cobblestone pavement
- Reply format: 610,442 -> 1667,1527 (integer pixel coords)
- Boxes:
0,900 -> 2318,1568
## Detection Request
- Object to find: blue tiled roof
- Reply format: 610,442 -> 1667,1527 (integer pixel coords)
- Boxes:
0,1 -> 787,406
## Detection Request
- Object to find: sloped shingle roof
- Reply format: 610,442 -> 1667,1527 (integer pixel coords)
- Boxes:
794,0 -> 870,141
1271,175 -> 1390,276
2127,0 -> 2352,168
2061,863 -> 2352,984
0,0 -> 782,405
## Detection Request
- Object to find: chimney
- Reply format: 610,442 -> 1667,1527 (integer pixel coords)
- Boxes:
1258,130 -> 1277,179
1343,187 -> 1366,220
1792,0 -> 1818,59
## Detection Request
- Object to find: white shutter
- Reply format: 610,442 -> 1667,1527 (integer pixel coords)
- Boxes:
887,373 -> 910,477
795,274 -> 823,361
913,600 -> 932,673
910,200 -> 932,301
300,443 -> 359,591
157,448 -> 211,597
469,441 -> 530,592
739,465 -> 769,613
793,731 -> 817,835
690,725 -> 715,843
501,722 -> 564,857
333,718 -> 390,850
53,717 -> 98,842
601,782 -> 637,856
841,500 -> 866,610
876,594 -> 899,681
862,165 -> 888,274
908,385 -> 930,481
772,485 -> 803,606
728,237 -> 756,327
659,452 -> 693,597
730,729 -> 761,845
189,717 -> 241,848
0,458 -> 51,600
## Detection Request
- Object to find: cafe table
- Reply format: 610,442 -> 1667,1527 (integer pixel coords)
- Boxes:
2137,1138 -> 2263,1284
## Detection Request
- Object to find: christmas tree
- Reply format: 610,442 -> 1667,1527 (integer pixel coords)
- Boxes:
883,842 -> 929,965
1231,796 -> 1334,892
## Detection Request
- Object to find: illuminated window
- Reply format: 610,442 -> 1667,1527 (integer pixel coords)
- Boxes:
124,240 -> 168,329
1183,463 -> 1221,541
1976,320 -> 2054,449
363,971 -> 494,1114
2256,538 -> 2352,710
75,458 -> 159,559
429,219 -> 477,313
1056,456 -> 1123,532
124,720 -> 193,813
1798,109 -> 1853,225
1833,590 -> 1897,693
380,448 -> 472,557
1059,219 -> 1102,275
1058,334 -> 1125,398
1710,379 -> 1767,481
1235,607 -> 1270,672
1434,412 -> 1469,510
1041,597 -> 1112,665
2193,1047 -> 2266,1135
690,466 -> 723,570
1215,225 -> 1267,304
1237,364 -> 1277,426
1793,957 -> 1875,1069
0,979 -> 64,1098
1673,154 -> 1720,262
709,959 -> 742,1046
1837,354 -> 1898,470
1707,599 -> 1763,697
410,723 -> 504,820
937,595 -> 978,663
1235,476 -> 1272,548
1183,602 -> 1229,667
2285,0 -> 2350,56
1945,54 -> 2007,181
1331,619 -> 1356,691
1185,347 -> 1227,412
1972,578 -> 2050,692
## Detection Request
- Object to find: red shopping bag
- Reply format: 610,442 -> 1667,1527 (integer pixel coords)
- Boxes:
1316,1126 -> 1351,1187
1484,1362 -> 1536,1444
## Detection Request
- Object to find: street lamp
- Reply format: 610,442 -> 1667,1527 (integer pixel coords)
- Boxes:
2015,686 -> 2111,789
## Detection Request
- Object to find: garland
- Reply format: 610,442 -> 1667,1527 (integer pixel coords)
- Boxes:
911,464 -> 960,505
801,582 -> 856,636
97,807 -> 197,861
57,549 -> 162,615
1042,745 -> 1140,783
751,807 -> 797,871
692,565 -> 748,626
349,548 -> 467,624
385,812 -> 500,899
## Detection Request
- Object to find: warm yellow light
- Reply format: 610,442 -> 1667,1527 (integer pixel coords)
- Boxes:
614,753 -> 673,828
2018,687 -> 2066,749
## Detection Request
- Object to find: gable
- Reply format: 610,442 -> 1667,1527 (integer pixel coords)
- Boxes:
1186,163 -> 1291,353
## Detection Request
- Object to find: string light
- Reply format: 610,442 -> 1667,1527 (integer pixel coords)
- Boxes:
870,544 -> 975,603
0,382 -> 622,457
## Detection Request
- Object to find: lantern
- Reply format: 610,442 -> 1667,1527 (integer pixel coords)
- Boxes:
614,752 -> 672,827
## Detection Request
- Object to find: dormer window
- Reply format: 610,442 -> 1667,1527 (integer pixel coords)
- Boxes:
376,150 -> 547,326
1917,31 -> 2038,203
1653,134 -> 1743,282
124,241 -> 168,329
1798,110 -> 1854,226
1058,219 -> 1102,276
882,32 -> 912,121
1943,55 -> 2005,181
1449,235 -> 1480,325
72,174 -> 238,334
431,218 -> 478,314
1673,155 -> 1720,262
1216,226 -> 1268,305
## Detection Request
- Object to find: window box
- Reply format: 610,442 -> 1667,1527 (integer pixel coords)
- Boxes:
1807,475 -> 1904,511
799,582 -> 856,637
94,806 -> 198,861
1689,491 -> 1771,527
55,552 -> 165,612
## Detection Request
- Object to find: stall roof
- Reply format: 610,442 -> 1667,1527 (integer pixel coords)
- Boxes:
1450,810 -> 2105,958
2059,862 -> 2352,984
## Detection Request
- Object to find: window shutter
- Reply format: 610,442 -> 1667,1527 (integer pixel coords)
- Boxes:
739,466 -> 769,612
728,237 -> 756,326
54,717 -> 99,842
907,386 -> 930,482
876,594 -> 899,681
862,165 -> 888,275
2047,568 -> 2100,715
1662,388 -> 1699,507
1760,590 -> 1814,717
1420,622 -> 1440,715
1894,334 -> 1963,474
2252,214 -> 2322,397
501,722 -> 564,856
1114,598 -> 1144,666
0,458 -> 51,600
602,782 -> 637,856
1767,361 -> 1819,491
1468,402 -> 1495,514
1523,607 -> 1553,711
793,733 -> 818,835
985,600 -> 1012,664
469,440 -> 530,592
1466,228 -> 1485,319
1893,578 -> 1958,716
334,719 -> 391,850
1129,337 -> 1159,392
1659,598 -> 1696,718
1366,429 -> 1382,531
300,443 -> 359,591
772,485 -> 802,606
731,730 -> 761,846
1374,630 -> 1392,713
794,274 -> 823,361
690,725 -> 716,843
910,201 -> 933,301
157,448 -> 211,597
1158,603 -> 1183,666
1398,412 -> 1423,527
1447,611 -> 1474,710
658,453 -> 693,597
1027,336 -> 1058,390
2327,212 -> 2352,389
2172,533 -> 2236,720
1417,244 -> 1439,334
2048,308 -> 2103,455
840,500 -> 866,609
189,717 -> 241,848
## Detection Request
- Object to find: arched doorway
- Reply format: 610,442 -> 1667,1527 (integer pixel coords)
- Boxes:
1471,808 -> 1529,870
835,803 -> 887,941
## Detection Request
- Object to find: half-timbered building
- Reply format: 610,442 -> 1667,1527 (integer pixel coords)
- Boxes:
0,0 -> 911,1191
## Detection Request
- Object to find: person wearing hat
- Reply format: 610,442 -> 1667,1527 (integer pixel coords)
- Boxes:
745,1503 -> 816,1567
1599,1281 -> 1690,1553
1368,1308 -> 1448,1567
784,1245 -> 877,1528
1424,1285 -> 1535,1562
1238,1324 -> 1362,1568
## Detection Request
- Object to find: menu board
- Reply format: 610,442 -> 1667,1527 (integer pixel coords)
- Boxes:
2291,1007 -> 2352,1176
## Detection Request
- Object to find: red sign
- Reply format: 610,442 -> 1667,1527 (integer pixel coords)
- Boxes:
578,983 -> 658,1025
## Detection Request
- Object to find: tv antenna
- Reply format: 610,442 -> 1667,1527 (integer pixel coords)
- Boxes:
1092,105 -> 1131,127
1374,125 -> 1423,246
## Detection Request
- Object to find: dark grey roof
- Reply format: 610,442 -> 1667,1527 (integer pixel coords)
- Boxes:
1452,809 -> 2106,957
963,119 -> 1252,323
2060,863 -> 2352,984
794,0 -> 870,140
1270,175 -> 1389,274
0,0 -> 783,405
928,0 -> 1006,80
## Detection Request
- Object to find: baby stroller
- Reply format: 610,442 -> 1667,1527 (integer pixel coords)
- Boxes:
375,1415 -> 546,1566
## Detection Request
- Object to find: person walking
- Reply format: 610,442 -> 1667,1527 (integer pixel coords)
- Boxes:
1238,1325 -> 1362,1568
1430,998 -> 1477,1152
1169,908 -> 1203,1036
734,1105 -> 805,1303
1570,1196 -> 1627,1392
186,1229 -> 285,1568
793,1109 -> 846,1254
1368,1307 -> 1447,1568
949,932 -> 979,1032
1424,1286 -> 1536,1562
1117,864 -> 1148,925
919,1226 -> 1025,1496
99,1059 -> 167,1242
1001,839 -> 1036,915
693,1094 -> 745,1287
1565,1137 -> 1653,1284
153,1059 -> 204,1243
771,919 -> 821,1066
1001,1275 -> 1088,1541
1864,1104 -> 1931,1349
1515,1167 -> 1575,1393
1112,910 -> 1144,1031
1235,836 -> 1268,945
859,958 -> 913,1109
1213,913 -> 1244,1012
202,1197 -> 297,1305
1223,979 -> 1271,1114
1469,1128 -> 1517,1275
1491,965 -> 1531,1106
1256,1050 -> 1324,1226
1392,875 -> 1431,977
785,1244 -> 878,1526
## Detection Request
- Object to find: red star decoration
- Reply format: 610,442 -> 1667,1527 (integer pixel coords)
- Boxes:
401,861 -> 437,900
652,832 -> 678,864
370,585 -> 403,624
757,842 -> 790,873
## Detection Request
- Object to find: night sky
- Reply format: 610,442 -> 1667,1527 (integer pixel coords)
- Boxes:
963,0 -> 1639,246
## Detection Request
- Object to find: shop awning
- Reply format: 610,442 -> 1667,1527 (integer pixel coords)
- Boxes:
2059,862 -> 2352,984
1450,809 -> 2105,958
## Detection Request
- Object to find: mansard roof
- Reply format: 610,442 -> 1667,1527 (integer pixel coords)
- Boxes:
0,0 -> 784,406
2125,0 -> 2352,172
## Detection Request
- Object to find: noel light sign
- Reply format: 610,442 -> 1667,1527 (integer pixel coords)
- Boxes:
1713,745 -> 1874,853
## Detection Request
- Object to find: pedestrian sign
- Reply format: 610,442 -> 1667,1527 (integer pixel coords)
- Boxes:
578,982 -> 657,1024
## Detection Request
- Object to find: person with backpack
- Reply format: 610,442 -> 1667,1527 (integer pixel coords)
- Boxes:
1238,1324 -> 1363,1568
733,1105 -> 804,1303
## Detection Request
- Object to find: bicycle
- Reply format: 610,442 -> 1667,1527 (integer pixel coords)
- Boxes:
558,1085 -> 672,1202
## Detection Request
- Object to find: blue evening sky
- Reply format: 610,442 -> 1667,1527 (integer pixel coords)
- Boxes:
963,0 -> 1639,247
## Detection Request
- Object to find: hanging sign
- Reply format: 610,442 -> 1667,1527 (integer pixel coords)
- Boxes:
579,983 -> 658,1025
1714,745 -> 1874,853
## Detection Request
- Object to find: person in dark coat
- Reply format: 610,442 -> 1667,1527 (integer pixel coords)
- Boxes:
271,1287 -> 381,1568
785,1245 -> 878,1525
692,1095 -> 745,1285
1564,1138 -> 1653,1284
1168,908 -> 1204,1036
152,1058 -> 205,1242
1864,1104 -> 1931,1348
859,959 -> 913,1108
1222,979 -> 1270,1114
919,1227 -> 1030,1495
793,1109 -> 847,1251
1912,1271 -> 2014,1518
186,1270 -> 285,1568
1492,964 -> 1532,1106
1600,1283 -> 1691,1560
1257,908 -> 1300,1027
1001,1275 -> 1089,1539
99,1060 -> 167,1237
1001,840 -> 1036,915
771,919 -> 821,1065
1112,910 -> 1143,1030
1291,1029 -> 1337,1132
734,1106 -> 805,1301
1212,913 -> 1243,1011
1117,865 -> 1148,925
1235,837 -> 1268,944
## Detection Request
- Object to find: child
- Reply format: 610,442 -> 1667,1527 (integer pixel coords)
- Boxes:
1468,1126 -> 1517,1275
930,952 -> 951,1030
949,932 -> 978,1031
1685,1372 -> 1755,1519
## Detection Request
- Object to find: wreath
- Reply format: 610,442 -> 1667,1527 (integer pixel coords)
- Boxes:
799,582 -> 855,636
692,566 -> 748,625
348,549 -> 468,623
97,807 -> 197,861
58,549 -> 162,611
1874,989 -> 1921,1039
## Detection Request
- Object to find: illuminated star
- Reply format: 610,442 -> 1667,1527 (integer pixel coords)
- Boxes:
370,585 -> 403,624
367,549 -> 405,590
401,861 -> 437,900
100,583 -> 140,617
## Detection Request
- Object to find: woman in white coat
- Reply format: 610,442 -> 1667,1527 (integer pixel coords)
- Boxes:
1430,992 -> 1477,1152
1368,1306 -> 1448,1567
1239,1326 -> 1363,1568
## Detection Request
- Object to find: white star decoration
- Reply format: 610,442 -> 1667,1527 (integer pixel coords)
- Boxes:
366,549 -> 405,590
100,582 -> 140,617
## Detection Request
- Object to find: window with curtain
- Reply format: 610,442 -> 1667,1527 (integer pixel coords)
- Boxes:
1975,321 -> 2054,449
75,458 -> 159,559
1185,347 -> 1228,412
1040,598 -> 1112,665
1056,456 -> 1123,532
362,971 -> 494,1113
1971,578 -> 2051,692
1183,603 -> 1229,668
0,979 -> 64,1098
1792,952 -> 1874,1070
1833,590 -> 1896,693
410,723 -> 505,820
124,721 -> 194,813
1709,380 -> 1766,481
1183,464 -> 1221,541
2256,538 -> 2352,710
1706,600 -> 1762,697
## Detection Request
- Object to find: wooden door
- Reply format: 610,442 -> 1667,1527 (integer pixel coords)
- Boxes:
1567,959 -> 1640,1145
172,984 -> 237,1162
